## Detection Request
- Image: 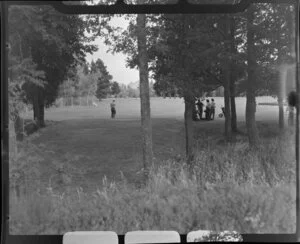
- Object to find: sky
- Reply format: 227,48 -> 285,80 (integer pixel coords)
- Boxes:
85,17 -> 139,86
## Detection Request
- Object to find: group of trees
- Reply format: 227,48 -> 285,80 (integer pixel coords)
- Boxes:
8,1 -> 297,176
94,2 -> 296,169
8,4 -> 97,129
149,4 -> 295,151
117,81 -> 156,98
56,59 -> 121,106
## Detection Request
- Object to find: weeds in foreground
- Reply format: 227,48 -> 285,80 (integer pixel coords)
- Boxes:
9,125 -> 296,234
10,162 -> 296,234
9,171 -> 296,234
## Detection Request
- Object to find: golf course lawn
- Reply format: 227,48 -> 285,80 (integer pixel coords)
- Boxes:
17,96 -> 292,193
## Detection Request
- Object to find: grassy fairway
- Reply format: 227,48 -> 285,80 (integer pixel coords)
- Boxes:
22,118 -> 186,192
23,96 -> 282,121
18,96 -> 285,192
10,97 -> 296,234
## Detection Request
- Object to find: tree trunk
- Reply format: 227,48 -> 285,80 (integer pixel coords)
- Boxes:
14,115 -> 24,141
276,63 -> 286,129
9,119 -> 18,157
33,86 -> 38,121
229,16 -> 238,133
288,108 -> 295,127
38,100 -> 45,127
184,96 -> 195,163
223,15 -> 232,142
179,14 -> 195,162
137,13 -> 153,179
246,6 -> 260,147
33,101 -> 37,121
276,55 -> 285,129
37,89 -> 45,127
224,74 -> 232,141
278,95 -> 284,129
230,83 -> 237,133
33,87 -> 45,128
33,93 -> 39,122
246,93 -> 259,146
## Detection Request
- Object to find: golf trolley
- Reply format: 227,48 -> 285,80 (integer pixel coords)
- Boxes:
218,107 -> 225,118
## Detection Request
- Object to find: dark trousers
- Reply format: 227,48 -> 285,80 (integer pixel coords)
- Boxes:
205,109 -> 211,120
198,107 -> 203,119
111,108 -> 116,118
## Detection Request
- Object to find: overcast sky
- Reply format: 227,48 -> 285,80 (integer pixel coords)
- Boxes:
85,17 -> 139,85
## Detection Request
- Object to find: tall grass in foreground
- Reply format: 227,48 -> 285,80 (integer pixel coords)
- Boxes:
9,167 -> 296,234
9,127 -> 296,234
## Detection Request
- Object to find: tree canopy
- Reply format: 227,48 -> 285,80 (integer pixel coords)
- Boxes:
8,5 -> 98,125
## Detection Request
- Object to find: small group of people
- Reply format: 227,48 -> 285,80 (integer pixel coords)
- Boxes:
193,98 -> 216,121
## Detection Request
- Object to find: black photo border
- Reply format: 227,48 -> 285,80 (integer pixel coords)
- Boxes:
1,0 -> 299,243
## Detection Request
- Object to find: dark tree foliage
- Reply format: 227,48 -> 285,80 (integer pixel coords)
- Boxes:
288,91 -> 298,107
111,81 -> 121,96
149,13 -> 232,161
83,62 -> 90,75
8,5 -> 97,127
93,58 -> 113,100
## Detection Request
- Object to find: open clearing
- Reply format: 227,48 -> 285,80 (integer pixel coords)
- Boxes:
10,96 -> 296,234
24,96 -> 282,121
19,96 -> 291,193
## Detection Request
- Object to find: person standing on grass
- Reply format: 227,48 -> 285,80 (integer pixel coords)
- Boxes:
193,98 -> 199,121
197,98 -> 204,120
287,91 -> 297,126
110,100 -> 116,118
287,105 -> 295,126
210,98 -> 216,120
205,99 -> 211,120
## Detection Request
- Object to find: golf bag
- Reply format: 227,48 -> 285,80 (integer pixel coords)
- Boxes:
218,107 -> 225,118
